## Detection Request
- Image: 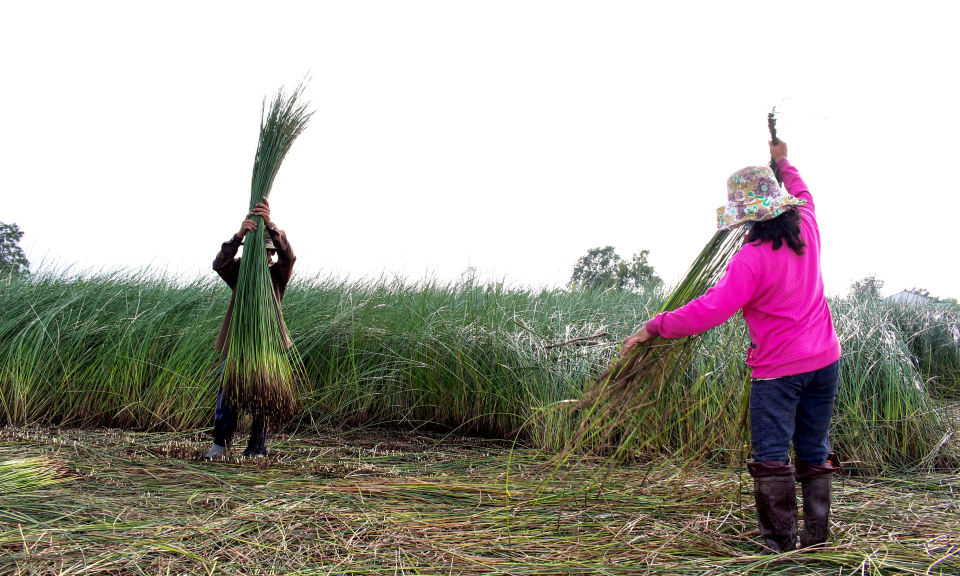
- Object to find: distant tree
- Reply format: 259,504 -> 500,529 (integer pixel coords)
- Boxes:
569,246 -> 620,291
849,274 -> 884,300
617,249 -> 663,292
0,222 -> 30,276
569,246 -> 662,292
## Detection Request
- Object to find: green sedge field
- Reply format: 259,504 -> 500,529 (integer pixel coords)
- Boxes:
2,270 -> 959,574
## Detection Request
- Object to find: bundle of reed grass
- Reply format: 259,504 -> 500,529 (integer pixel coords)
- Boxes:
223,83 -> 313,424
562,230 -> 747,464
558,112 -> 787,466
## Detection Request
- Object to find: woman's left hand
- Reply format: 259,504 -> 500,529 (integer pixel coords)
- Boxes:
621,325 -> 654,356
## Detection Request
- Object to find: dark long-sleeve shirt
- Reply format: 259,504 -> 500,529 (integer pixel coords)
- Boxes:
213,223 -> 296,354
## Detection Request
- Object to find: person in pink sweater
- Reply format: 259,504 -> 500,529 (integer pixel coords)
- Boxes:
622,140 -> 841,553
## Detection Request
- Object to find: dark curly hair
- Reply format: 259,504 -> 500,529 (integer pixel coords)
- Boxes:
745,208 -> 806,255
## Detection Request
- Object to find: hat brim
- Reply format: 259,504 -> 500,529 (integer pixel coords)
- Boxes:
716,197 -> 806,231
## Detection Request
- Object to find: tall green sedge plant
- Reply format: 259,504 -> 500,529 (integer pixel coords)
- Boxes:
0,267 -> 953,468
223,83 -> 313,424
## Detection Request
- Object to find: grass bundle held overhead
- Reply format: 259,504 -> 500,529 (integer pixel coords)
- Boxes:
557,112 -> 782,466
224,83 -> 313,424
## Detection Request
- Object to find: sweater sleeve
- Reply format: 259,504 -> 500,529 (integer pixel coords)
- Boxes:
645,257 -> 757,338
213,234 -> 242,289
777,159 -> 813,213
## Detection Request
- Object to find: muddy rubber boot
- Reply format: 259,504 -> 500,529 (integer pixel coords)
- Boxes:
753,475 -> 798,553
795,454 -> 839,548
799,475 -> 831,547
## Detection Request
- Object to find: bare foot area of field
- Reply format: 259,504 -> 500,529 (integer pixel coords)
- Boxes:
2,427 -> 958,575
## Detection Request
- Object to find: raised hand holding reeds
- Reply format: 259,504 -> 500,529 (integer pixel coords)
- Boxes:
768,108 -> 783,184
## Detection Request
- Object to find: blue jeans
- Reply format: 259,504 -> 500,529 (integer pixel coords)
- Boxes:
212,358 -> 268,454
749,360 -> 839,466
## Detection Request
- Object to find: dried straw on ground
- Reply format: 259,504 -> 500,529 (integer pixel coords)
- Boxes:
3,427 -> 958,575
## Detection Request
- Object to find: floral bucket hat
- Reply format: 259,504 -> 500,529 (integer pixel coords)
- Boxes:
716,166 -> 806,231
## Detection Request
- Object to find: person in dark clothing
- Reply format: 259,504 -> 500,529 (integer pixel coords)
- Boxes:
203,197 -> 296,461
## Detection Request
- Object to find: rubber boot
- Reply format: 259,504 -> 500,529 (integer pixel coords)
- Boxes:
753,475 -> 798,553
799,475 -> 831,547
795,454 -> 839,548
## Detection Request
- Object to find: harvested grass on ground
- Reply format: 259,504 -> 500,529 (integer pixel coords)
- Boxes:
1,427 -> 958,575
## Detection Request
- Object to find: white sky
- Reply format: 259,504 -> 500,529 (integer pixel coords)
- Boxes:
3,2 -> 958,298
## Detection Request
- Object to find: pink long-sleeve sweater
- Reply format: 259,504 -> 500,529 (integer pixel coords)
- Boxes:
645,159 -> 841,379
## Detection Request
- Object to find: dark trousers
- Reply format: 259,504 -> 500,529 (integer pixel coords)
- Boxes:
212,358 -> 268,454
749,360 -> 840,466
